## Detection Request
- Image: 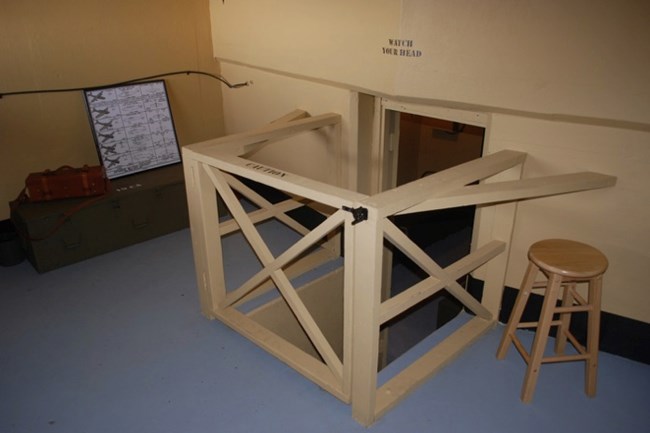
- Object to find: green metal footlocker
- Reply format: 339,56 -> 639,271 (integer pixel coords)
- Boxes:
11,165 -> 189,273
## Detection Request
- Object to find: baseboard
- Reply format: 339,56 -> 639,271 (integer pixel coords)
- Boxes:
468,277 -> 650,365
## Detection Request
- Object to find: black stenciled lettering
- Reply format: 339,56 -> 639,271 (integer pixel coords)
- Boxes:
383,40 -> 420,57
388,39 -> 413,47
246,162 -> 286,178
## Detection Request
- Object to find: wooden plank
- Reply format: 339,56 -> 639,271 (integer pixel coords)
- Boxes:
363,150 -> 526,218
216,182 -> 342,309
269,267 -> 344,381
215,306 -> 348,402
397,172 -> 617,214
184,147 -> 367,209
379,240 -> 505,324
188,112 -> 342,157
247,268 -> 344,360
350,208 -> 384,426
181,157 -> 227,316
475,162 -> 524,317
242,110 -> 312,157
270,109 -> 310,124
202,164 -> 275,265
182,158 -> 213,317
224,210 -> 346,307
233,246 -> 340,309
374,316 -> 495,420
222,172 -> 312,236
342,209 -> 355,399
382,219 -> 493,320
218,199 -> 304,235
204,164 -> 344,380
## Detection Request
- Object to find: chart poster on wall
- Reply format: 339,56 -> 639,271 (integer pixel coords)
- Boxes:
84,80 -> 181,179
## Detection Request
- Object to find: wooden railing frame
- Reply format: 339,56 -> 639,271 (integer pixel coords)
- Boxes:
182,111 -> 616,426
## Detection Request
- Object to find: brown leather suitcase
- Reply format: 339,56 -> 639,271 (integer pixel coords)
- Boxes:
25,165 -> 109,201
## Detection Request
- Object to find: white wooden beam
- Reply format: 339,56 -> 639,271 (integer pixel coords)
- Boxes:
350,208 -> 383,426
374,316 -> 495,420
379,240 -> 505,325
243,109 -> 313,157
186,149 -> 367,209
270,109 -> 310,124
189,112 -> 342,157
215,307 -> 347,402
398,172 -> 617,214
364,150 -> 526,218
382,220 -> 493,320
218,198 -> 304,235
222,172 -> 312,236
224,210 -> 346,307
204,164 -> 344,380
182,158 -> 227,316
233,247 -> 340,309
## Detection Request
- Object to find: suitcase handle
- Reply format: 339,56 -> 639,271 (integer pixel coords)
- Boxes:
44,165 -> 86,175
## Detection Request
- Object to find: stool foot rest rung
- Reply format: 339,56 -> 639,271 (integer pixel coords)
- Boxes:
541,353 -> 590,363
554,304 -> 592,314
516,320 -> 562,329
510,331 -> 590,367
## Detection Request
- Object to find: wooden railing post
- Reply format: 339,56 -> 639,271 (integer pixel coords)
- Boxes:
350,206 -> 383,426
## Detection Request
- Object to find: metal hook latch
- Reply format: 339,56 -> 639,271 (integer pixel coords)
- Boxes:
342,206 -> 368,225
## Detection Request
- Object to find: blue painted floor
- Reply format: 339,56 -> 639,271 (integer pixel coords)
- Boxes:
1,229 -> 649,433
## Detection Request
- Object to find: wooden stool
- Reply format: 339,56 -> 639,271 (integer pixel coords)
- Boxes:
496,239 -> 608,402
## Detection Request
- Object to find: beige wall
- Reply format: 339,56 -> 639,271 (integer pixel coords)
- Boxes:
209,1 -> 650,323
394,0 -> 650,124
210,0 -> 401,95
0,0 -> 225,220
481,114 -> 650,323
210,0 -> 650,125
219,63 -> 354,188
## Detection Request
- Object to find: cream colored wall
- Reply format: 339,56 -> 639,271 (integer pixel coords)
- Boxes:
395,0 -> 650,125
0,0 -> 225,220
210,0 -> 650,124
209,1 -> 650,322
209,0 -> 401,95
220,63 -> 355,188
480,115 -> 650,322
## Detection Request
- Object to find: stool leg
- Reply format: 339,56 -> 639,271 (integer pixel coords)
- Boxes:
585,275 -> 602,397
521,272 -> 563,403
497,262 -> 538,360
555,282 -> 576,354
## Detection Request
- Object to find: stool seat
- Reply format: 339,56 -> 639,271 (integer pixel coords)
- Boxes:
529,239 -> 608,279
497,239 -> 607,403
